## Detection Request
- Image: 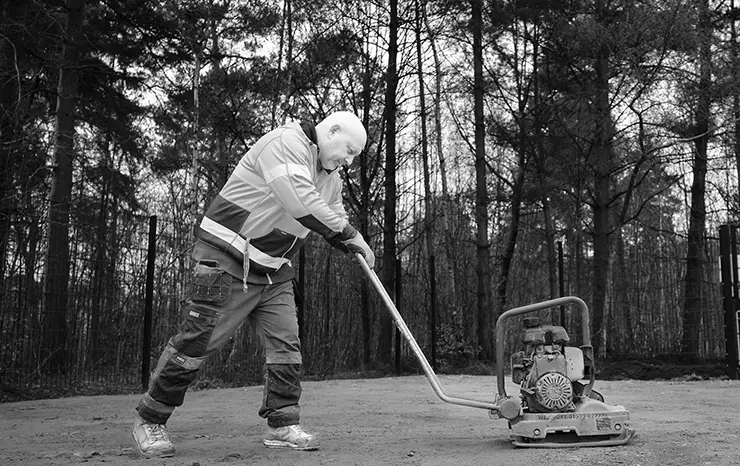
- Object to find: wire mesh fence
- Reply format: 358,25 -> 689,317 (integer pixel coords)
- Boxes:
0,214 -> 731,401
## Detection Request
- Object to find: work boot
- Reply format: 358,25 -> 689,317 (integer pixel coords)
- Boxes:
132,414 -> 176,458
263,424 -> 320,451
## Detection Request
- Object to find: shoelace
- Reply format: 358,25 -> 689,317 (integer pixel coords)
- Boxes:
145,423 -> 170,443
288,425 -> 310,437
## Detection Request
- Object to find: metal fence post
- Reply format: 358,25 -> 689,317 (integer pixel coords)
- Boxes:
395,258 -> 401,376
719,224 -> 739,379
297,247 -> 305,343
558,241 -> 566,326
142,215 -> 157,391
430,255 -> 437,371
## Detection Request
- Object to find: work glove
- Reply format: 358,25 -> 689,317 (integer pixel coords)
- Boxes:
330,225 -> 376,269
341,231 -> 375,269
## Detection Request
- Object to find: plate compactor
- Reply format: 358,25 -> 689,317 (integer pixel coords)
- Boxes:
356,254 -> 635,448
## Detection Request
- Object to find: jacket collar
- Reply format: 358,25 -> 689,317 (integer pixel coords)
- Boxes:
299,121 -> 318,145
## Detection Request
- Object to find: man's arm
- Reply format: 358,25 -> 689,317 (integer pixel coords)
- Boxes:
257,128 -> 349,241
257,128 -> 375,267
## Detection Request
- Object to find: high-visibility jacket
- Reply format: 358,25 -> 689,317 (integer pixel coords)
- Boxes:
192,120 -> 350,285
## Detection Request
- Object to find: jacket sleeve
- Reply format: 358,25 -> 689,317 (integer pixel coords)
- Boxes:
256,128 -> 352,243
327,177 -> 349,220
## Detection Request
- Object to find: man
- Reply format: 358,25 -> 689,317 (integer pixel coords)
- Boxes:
132,111 -> 375,457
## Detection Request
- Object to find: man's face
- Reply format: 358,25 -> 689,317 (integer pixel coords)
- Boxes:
318,129 -> 363,173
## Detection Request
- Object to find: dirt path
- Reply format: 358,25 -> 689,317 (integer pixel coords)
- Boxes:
1,375 -> 738,465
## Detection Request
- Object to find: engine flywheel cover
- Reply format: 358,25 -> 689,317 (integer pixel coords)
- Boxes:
534,372 -> 573,411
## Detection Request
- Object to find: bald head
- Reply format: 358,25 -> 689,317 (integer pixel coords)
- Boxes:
315,111 -> 367,172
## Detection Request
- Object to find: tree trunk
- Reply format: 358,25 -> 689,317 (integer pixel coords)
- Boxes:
590,7 -> 614,356
682,0 -> 711,358
0,0 -> 27,282
732,0 -> 740,215
496,132 -> 525,321
360,43 -> 373,369
415,0 -> 437,368
42,0 -> 86,373
424,0 -> 460,335
271,0 -> 290,128
472,0 -> 492,360
530,17 -> 559,302
542,197 -> 558,299
189,52 -> 202,239
211,22 -> 229,193
90,165 -> 110,366
378,0 -> 398,366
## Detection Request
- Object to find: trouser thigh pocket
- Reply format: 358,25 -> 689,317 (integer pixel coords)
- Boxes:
189,260 -> 232,305
175,302 -> 219,357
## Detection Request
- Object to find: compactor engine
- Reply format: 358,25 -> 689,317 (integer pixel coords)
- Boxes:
510,316 -> 594,414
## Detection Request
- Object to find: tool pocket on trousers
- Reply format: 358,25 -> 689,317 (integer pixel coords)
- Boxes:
189,260 -> 231,306
177,304 -> 219,357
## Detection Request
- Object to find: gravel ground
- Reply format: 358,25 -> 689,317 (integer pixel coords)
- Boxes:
1,375 -> 738,465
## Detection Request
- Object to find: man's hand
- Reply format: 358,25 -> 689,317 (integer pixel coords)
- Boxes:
340,232 -> 375,269
328,224 -> 376,268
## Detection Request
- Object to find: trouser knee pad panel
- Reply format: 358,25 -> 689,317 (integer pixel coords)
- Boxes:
149,349 -> 205,407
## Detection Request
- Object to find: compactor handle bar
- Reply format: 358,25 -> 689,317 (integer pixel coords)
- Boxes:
355,254 -> 501,413
356,254 -> 594,414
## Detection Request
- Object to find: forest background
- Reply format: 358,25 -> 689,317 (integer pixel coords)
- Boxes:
1,0 -> 738,401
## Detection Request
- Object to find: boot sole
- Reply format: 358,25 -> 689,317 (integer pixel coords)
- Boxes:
135,445 -> 176,458
263,439 -> 319,451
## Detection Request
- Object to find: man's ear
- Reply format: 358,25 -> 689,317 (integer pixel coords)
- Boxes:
329,124 -> 341,137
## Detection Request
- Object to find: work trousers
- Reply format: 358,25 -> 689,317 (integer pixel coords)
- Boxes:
136,261 -> 303,428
